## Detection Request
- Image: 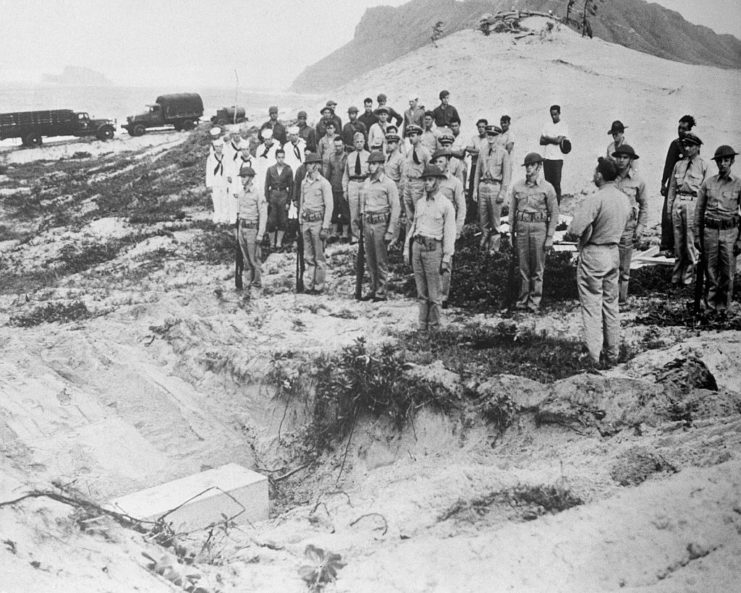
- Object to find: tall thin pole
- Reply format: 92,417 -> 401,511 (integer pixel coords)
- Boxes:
233,69 -> 239,125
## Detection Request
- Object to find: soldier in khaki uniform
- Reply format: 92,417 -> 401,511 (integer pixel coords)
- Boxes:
694,145 -> 741,311
402,124 -> 431,232
508,152 -> 559,311
233,165 -> 267,290
612,144 -> 648,304
342,132 -> 370,244
473,125 -> 511,252
359,151 -> 401,301
299,153 -> 334,294
667,133 -> 708,286
432,147 -> 466,307
568,158 -> 631,366
404,165 -> 457,331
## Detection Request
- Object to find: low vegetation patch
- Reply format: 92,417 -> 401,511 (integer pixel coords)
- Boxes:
9,300 -> 90,327
635,300 -> 741,330
440,482 -> 583,522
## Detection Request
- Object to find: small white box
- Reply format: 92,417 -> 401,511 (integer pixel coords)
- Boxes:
108,463 -> 268,530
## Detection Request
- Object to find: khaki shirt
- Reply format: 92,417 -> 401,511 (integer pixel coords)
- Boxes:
568,183 -> 631,247
509,177 -> 559,239
360,173 -> 401,238
667,157 -> 708,212
437,172 -> 466,235
236,183 -> 267,237
474,144 -> 511,192
410,192 -> 457,260
385,149 -> 405,185
300,174 -> 334,228
342,150 -> 370,192
614,167 -> 649,232
404,145 -> 431,180
694,172 -> 741,231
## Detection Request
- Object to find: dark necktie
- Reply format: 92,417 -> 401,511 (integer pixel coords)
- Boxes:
294,144 -> 301,161
262,145 -> 270,158
231,143 -> 239,159
413,148 -> 420,165
355,153 -> 362,175
213,155 -> 223,176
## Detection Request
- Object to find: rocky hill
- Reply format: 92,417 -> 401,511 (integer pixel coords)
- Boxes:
290,0 -> 741,93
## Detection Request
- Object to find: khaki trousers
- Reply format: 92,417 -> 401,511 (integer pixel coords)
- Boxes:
237,226 -> 262,287
672,197 -> 698,285
478,181 -> 503,250
403,178 -> 425,233
412,239 -> 443,329
703,226 -> 739,310
577,244 -> 620,364
301,219 -> 326,291
364,219 -> 390,297
618,219 -> 636,302
347,180 -> 363,242
515,220 -> 547,309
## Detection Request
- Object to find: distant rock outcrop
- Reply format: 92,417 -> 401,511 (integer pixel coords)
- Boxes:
290,0 -> 741,93
42,66 -> 113,86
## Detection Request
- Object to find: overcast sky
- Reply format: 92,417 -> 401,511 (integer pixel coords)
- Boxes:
0,0 -> 738,89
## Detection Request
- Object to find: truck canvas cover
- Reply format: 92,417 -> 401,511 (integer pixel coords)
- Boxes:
155,93 -> 204,119
0,109 -> 76,129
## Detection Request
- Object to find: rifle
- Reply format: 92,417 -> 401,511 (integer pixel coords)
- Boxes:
355,217 -> 365,300
693,209 -> 705,315
507,219 -> 518,307
296,219 -> 305,293
235,218 -> 244,290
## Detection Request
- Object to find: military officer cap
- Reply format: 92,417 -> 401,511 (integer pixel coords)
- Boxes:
374,106 -> 390,116
682,133 -> 702,146
269,106 -> 278,114
348,106 -> 359,114
239,165 -> 256,177
421,164 -> 446,179
209,127 -> 222,138
287,125 -> 300,135
368,151 -> 386,164
522,152 -> 544,166
262,128 -> 273,140
431,148 -> 452,160
438,134 -> 454,145
320,105 -> 333,115
406,124 -> 423,136
608,120 -> 626,135
386,133 -> 401,143
712,145 -> 738,160
370,143 -> 383,151
305,153 -> 323,164
485,125 -> 502,136
612,144 -> 639,159
297,110 -> 308,119
326,100 -> 337,108
559,138 -> 572,154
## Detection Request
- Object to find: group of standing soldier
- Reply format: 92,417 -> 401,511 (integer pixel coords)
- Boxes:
205,95 -> 740,366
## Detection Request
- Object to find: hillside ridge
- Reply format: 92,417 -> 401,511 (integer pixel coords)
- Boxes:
290,0 -> 741,93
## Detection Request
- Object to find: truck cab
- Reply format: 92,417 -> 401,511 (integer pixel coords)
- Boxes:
123,93 -> 203,136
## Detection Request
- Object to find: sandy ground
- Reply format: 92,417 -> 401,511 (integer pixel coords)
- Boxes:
2,18 -> 741,593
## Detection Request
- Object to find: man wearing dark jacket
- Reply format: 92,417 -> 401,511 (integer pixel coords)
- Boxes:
432,90 -> 460,128
660,114 -> 695,256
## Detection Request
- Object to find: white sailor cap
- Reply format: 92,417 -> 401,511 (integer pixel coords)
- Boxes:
287,125 -> 300,135
209,127 -> 222,138
262,128 -> 273,140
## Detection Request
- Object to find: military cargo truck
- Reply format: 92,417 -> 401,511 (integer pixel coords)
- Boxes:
0,109 -> 116,146
122,93 -> 204,136
211,106 -> 247,126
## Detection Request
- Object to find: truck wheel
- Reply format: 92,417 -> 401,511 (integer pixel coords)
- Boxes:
173,122 -> 183,131
216,118 -> 228,126
96,126 -> 115,141
181,119 -> 195,131
130,124 -> 146,137
24,132 -> 42,147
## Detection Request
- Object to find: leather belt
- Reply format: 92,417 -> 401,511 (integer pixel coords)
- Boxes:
705,216 -> 740,230
516,211 -> 548,222
677,190 -> 697,197
302,209 -> 324,222
239,220 -> 258,229
269,186 -> 290,192
364,211 -> 389,224
348,176 -> 368,181
413,235 -> 441,250
480,178 -> 502,184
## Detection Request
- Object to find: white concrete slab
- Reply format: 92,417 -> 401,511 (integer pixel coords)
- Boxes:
108,463 -> 268,531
